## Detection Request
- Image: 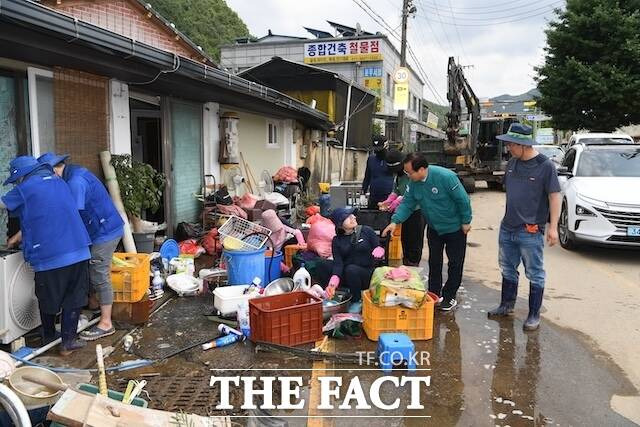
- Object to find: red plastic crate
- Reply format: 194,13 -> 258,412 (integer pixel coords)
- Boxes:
249,291 -> 323,346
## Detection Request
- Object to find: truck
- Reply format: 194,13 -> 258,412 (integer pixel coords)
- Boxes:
423,57 -> 519,193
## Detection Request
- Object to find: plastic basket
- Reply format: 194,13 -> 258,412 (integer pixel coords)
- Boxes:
362,289 -> 436,341
111,253 -> 151,303
218,215 -> 272,251
249,291 -> 323,346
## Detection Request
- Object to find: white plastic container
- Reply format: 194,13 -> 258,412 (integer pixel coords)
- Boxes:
293,265 -> 312,291
213,285 -> 253,315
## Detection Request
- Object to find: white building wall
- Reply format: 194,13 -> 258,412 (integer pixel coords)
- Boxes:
108,79 -> 132,155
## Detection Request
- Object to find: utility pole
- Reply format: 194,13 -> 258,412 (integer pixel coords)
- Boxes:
397,0 -> 414,145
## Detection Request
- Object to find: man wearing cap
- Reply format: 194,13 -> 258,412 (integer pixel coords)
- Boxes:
325,207 -> 385,311
362,138 -> 394,209
488,123 -> 561,331
382,152 -> 472,311
0,156 -> 91,355
38,153 -> 124,341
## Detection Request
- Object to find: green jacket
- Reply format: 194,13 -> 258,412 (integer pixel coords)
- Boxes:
391,166 -> 472,235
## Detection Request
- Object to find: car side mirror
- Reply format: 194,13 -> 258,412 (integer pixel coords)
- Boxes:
557,166 -> 572,177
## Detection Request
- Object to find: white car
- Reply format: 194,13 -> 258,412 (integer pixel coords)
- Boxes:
533,144 -> 564,166
566,132 -> 634,148
558,143 -> 640,249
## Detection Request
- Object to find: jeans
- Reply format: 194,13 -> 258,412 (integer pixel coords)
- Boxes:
498,226 -> 545,290
89,237 -> 121,306
427,227 -> 467,301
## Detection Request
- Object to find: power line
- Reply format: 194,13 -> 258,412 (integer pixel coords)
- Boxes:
447,0 -> 470,64
416,5 -> 561,27
421,0 -> 539,11
417,1 -> 564,21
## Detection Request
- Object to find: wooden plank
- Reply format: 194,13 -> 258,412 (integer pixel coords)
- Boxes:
48,389 -> 232,427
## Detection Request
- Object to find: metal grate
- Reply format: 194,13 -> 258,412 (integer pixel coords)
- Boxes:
218,215 -> 271,251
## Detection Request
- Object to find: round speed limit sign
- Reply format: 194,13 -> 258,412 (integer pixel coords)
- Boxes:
394,67 -> 409,83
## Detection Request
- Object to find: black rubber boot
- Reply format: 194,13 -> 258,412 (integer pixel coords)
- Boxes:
60,308 -> 86,355
524,285 -> 544,331
488,278 -> 518,317
40,311 -> 58,345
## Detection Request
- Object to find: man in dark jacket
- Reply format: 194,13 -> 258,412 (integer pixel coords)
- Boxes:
362,138 -> 394,209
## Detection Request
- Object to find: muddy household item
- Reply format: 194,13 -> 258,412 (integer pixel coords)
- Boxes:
132,232 -> 155,253
223,247 -> 266,285
9,367 -> 65,402
166,273 -> 201,296
0,383 -> 31,427
213,285 -> 253,315
112,294 -> 152,325
262,278 -> 297,297
111,253 -> 151,303
322,289 -> 353,321
264,250 -> 283,283
218,215 -> 272,251
0,350 -> 15,380
249,291 -> 323,346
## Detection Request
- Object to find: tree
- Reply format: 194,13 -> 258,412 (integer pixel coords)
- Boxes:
536,0 -> 640,131
148,0 -> 250,62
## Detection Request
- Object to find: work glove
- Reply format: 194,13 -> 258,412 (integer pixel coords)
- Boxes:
372,246 -> 385,259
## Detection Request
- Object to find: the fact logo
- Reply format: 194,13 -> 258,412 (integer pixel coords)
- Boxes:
209,375 -> 431,411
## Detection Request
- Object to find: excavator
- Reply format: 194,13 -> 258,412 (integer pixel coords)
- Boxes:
443,57 -> 518,192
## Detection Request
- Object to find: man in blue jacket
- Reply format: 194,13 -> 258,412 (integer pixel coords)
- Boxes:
362,138 -> 394,209
38,153 -> 124,341
1,156 -> 91,355
383,152 -> 472,311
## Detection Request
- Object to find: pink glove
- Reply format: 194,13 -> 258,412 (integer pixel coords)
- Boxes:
372,246 -> 385,259
280,262 -> 290,274
326,275 -> 340,298
389,196 -> 403,212
293,229 -> 307,247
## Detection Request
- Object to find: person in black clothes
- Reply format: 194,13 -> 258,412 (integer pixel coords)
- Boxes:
362,138 -> 394,209
325,207 -> 386,311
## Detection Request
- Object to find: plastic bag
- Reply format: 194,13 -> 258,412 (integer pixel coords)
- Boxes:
178,239 -> 205,257
306,215 -> 336,258
369,266 -> 427,309
322,313 -> 363,338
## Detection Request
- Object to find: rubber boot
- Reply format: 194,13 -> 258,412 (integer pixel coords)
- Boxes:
40,311 -> 59,345
524,285 -> 544,331
60,308 -> 86,356
488,278 -> 518,317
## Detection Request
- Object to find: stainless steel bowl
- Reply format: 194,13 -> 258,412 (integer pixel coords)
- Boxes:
263,278 -> 297,296
323,289 -> 353,320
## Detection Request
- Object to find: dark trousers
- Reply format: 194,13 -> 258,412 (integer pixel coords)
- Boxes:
343,264 -> 374,302
427,227 -> 467,301
401,210 -> 426,266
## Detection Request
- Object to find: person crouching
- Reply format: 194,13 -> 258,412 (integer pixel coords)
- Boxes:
325,207 -> 385,312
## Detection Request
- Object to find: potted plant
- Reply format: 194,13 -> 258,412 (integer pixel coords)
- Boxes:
110,154 -> 166,252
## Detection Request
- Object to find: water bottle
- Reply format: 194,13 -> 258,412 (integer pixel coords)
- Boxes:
237,300 -> 251,337
293,264 -> 312,292
201,333 -> 244,350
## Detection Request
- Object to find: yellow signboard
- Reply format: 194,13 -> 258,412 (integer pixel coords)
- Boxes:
303,39 -> 383,64
426,112 -> 439,129
394,82 -> 409,111
524,101 -> 537,107
364,77 -> 383,112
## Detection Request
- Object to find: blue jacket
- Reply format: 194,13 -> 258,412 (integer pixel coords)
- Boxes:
391,166 -> 472,235
2,169 -> 91,272
63,164 -> 124,245
362,155 -> 394,202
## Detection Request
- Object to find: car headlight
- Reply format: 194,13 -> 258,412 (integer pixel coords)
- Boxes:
576,204 -> 596,216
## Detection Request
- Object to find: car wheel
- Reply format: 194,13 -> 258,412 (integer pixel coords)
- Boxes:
559,201 -> 578,250
462,177 -> 476,194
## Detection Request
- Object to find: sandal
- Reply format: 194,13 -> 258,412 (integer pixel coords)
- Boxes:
80,325 -> 116,341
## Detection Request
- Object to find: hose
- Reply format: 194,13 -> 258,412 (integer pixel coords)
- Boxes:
242,231 -> 277,284
0,383 -> 32,427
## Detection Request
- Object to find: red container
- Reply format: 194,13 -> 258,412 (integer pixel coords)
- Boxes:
249,291 -> 323,346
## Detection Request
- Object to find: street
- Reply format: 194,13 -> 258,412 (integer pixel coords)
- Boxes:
465,183 -> 640,424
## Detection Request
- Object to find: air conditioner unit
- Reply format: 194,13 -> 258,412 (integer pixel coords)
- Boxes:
0,250 -> 40,344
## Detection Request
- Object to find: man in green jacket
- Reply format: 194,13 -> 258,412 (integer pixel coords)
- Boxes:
382,152 -> 472,311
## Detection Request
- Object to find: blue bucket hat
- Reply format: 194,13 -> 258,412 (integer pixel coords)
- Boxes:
37,152 -> 70,167
4,156 -> 46,185
330,207 -> 358,227
497,123 -> 534,146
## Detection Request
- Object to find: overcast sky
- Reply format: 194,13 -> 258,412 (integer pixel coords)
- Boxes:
226,0 -> 565,105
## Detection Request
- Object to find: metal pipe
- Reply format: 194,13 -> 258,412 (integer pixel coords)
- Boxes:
340,84 -> 353,181
15,317 -> 100,366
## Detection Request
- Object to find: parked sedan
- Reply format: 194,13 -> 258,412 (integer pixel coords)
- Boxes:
558,144 -> 640,249
534,144 -> 564,166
